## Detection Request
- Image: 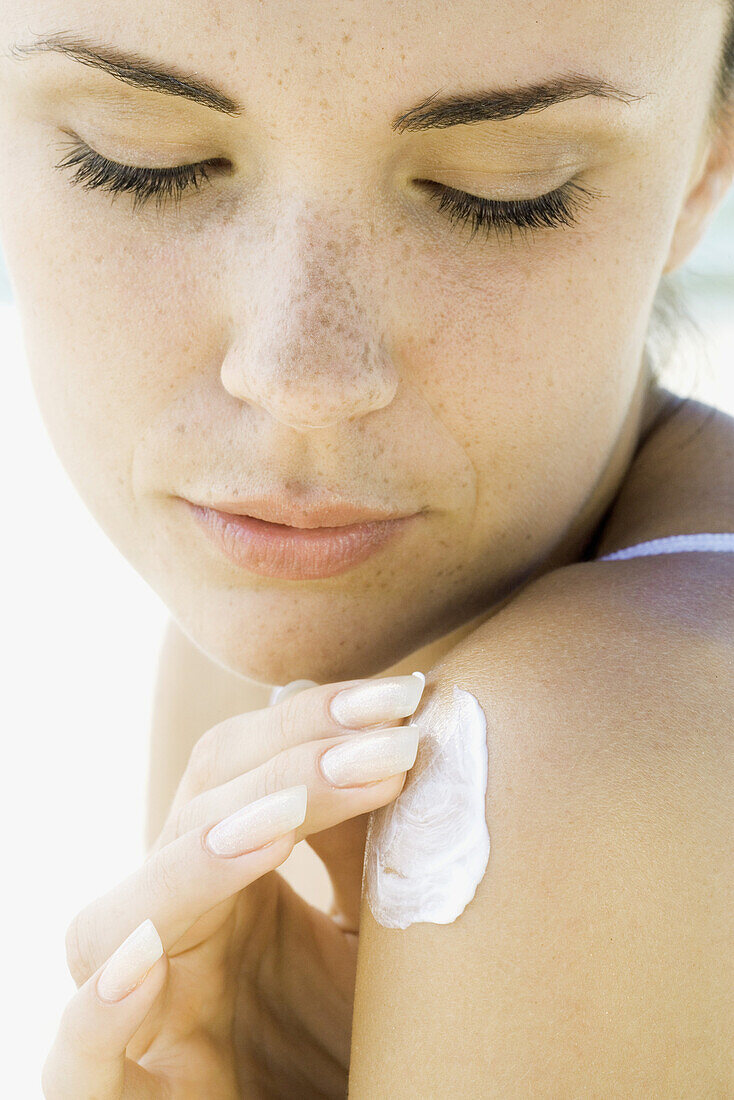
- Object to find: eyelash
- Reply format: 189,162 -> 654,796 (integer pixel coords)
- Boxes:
54,137 -> 222,212
54,137 -> 598,237
416,178 -> 598,241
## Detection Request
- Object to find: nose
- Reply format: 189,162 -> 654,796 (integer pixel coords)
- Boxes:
220,245 -> 399,431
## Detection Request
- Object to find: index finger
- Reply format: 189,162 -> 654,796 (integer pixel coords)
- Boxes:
172,671 -> 426,809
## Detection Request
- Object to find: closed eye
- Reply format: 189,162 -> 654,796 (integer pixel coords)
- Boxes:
414,177 -> 600,241
53,135 -> 229,212
53,134 -> 600,239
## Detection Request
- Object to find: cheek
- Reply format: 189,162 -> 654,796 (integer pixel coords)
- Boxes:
0,169 -> 215,519
400,215 -> 667,550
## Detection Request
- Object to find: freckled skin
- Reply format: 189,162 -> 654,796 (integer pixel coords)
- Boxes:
0,0 -> 729,686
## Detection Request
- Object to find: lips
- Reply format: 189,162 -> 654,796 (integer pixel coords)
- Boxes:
187,494 -> 413,529
183,499 -> 421,579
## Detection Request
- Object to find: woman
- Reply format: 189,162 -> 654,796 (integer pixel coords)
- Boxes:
0,0 -> 731,1094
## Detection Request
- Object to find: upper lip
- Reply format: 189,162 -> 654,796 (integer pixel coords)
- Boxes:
184,494 -> 418,529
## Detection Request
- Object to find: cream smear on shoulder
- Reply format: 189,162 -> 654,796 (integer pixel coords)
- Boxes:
364,683 -> 490,929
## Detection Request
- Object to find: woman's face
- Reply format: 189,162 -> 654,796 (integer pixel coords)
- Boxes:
0,1 -> 728,683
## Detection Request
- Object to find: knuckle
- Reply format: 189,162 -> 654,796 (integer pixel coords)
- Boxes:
262,745 -> 295,794
64,908 -> 101,987
55,998 -> 101,1062
142,845 -> 181,901
170,796 -> 199,841
268,694 -> 297,753
185,729 -> 219,793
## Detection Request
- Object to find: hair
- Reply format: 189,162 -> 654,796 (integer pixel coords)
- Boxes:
714,3 -> 734,116
647,2 -> 734,403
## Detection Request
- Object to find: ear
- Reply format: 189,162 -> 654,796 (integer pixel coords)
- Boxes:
663,113 -> 734,274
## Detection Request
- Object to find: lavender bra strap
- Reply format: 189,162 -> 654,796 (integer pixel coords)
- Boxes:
597,533 -> 734,561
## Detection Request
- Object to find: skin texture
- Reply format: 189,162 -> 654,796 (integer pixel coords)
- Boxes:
349,552 -> 734,1096
0,0 -> 732,693
1,1 -> 733,1096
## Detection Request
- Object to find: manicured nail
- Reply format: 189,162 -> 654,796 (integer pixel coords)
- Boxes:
96,918 -> 164,1003
269,680 -> 319,706
204,785 -> 308,857
329,675 -> 425,727
320,725 -> 421,787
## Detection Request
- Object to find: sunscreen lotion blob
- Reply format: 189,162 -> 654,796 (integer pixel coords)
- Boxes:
364,684 -> 490,929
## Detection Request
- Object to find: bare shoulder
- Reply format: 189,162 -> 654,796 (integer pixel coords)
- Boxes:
348,558 -> 733,1097
597,393 -> 734,555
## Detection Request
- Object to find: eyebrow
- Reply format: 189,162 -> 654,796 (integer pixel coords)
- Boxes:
9,31 -> 242,115
9,31 -> 646,128
391,74 -> 645,132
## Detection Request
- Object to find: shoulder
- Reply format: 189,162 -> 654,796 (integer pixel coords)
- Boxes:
348,562 -> 733,1096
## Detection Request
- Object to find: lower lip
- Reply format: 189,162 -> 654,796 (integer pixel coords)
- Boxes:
184,502 -> 420,579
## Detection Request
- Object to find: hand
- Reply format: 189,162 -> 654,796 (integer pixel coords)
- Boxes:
42,674 -> 425,1099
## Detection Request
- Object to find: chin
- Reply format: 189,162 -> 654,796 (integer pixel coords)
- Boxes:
220,645 -> 400,688
183,618 -> 413,687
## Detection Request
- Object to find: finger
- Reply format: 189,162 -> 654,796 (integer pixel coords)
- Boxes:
65,786 -> 306,988
42,919 -> 167,1100
168,671 -> 426,817
166,723 -> 421,862
268,679 -> 319,705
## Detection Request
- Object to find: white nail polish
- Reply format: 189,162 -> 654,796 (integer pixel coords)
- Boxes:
268,679 -> 319,706
320,725 -> 420,786
204,784 -> 308,857
96,918 -> 164,1003
329,675 -> 426,727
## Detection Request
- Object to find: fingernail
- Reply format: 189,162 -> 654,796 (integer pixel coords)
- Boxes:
96,918 -> 164,1003
268,680 -> 319,706
329,675 -> 426,728
204,785 -> 308,858
320,725 -> 421,787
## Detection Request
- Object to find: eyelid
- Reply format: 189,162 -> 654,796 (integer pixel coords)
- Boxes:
58,130 -> 217,171
426,164 -> 584,202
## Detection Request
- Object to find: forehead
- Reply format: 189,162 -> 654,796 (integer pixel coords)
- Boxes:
3,0 -> 718,51
1,0 -> 725,127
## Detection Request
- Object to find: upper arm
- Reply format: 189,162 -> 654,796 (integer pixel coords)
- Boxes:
348,560 -> 733,1097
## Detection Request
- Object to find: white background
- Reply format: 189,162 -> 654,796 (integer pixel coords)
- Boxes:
1,199 -> 733,1096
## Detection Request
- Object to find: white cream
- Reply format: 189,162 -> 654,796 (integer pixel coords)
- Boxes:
364,684 -> 490,929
